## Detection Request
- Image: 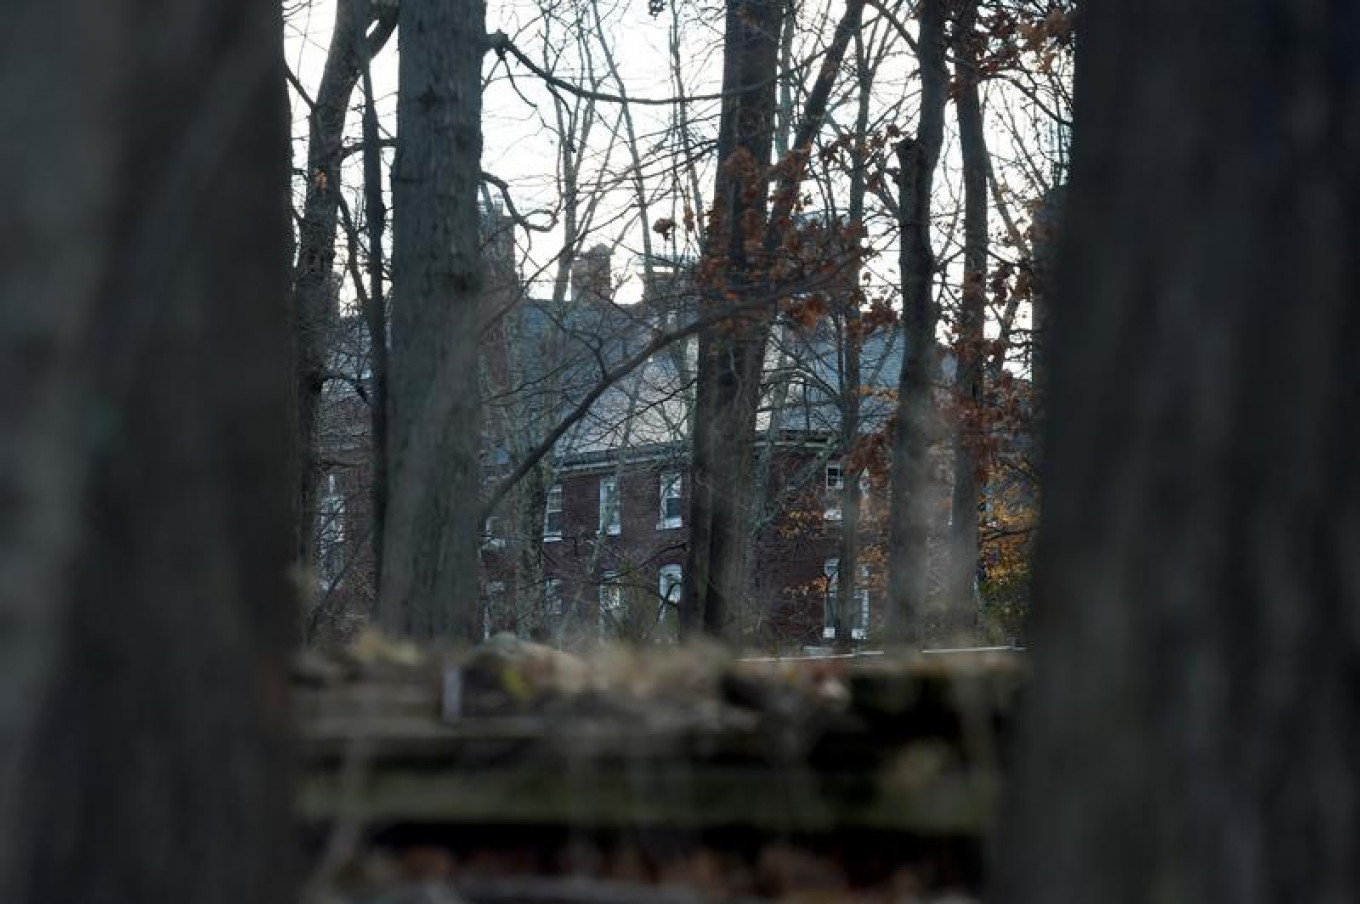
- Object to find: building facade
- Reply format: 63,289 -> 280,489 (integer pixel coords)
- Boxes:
312,211 -> 921,651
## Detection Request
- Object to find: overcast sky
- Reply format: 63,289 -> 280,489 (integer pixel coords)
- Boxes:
284,0 -> 1062,338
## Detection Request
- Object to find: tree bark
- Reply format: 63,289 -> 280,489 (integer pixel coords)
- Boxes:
379,0 -> 486,641
1028,185 -> 1063,411
885,0 -> 948,646
1000,2 -> 1360,902
834,322 -> 865,651
360,43 -> 390,590
293,0 -> 396,574
680,0 -> 787,640
682,0 -> 865,641
0,0 -> 295,900
944,0 -> 988,636
833,25 -> 876,652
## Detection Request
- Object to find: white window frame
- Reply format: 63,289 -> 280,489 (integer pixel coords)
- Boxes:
852,564 -> 870,641
825,460 -> 844,520
544,483 -> 563,541
658,472 -> 683,529
658,565 -> 683,624
824,461 -> 870,521
544,578 -> 563,617
484,581 -> 505,640
318,473 -> 346,591
599,571 -> 622,637
482,514 -> 505,550
822,559 -> 870,640
822,558 -> 839,639
599,475 -> 621,536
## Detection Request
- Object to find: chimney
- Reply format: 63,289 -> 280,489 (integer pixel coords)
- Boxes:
479,201 -> 517,284
570,244 -> 612,306
642,258 -> 695,327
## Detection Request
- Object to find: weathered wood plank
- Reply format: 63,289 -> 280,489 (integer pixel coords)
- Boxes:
296,651 -> 1019,838
300,760 -> 996,835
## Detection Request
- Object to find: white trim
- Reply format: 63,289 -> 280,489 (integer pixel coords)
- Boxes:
598,476 -> 621,536
658,565 -> 682,624
658,471 -> 683,529
482,514 -> 505,550
599,571 -> 622,637
543,483 -> 563,541
544,578 -> 563,616
317,474 -> 346,591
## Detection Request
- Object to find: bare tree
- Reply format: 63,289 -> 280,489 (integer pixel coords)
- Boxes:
944,0 -> 988,632
292,0 -> 396,574
830,17 -> 892,651
679,0 -> 785,639
885,0 -> 948,645
379,0 -> 486,640
683,0 -> 865,640
358,32 -> 391,587
1000,2 -> 1360,902
0,0 -> 295,900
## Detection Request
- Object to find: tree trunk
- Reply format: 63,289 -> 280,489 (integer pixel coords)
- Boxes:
834,325 -> 863,652
681,0 -> 785,640
360,46 -> 390,590
944,0 -> 988,637
293,0 -> 395,574
1000,3 -> 1360,903
885,0 -> 948,646
834,25 -> 876,653
379,0 -> 486,641
0,1 -> 295,900
682,0 -> 865,641
1028,185 -> 1063,412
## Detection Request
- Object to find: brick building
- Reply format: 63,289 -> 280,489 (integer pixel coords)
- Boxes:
312,210 -> 922,651
476,236 -> 910,651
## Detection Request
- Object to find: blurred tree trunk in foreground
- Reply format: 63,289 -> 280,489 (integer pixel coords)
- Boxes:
886,0 -> 948,646
379,0 -> 486,640
1001,2 -> 1360,903
0,1 -> 296,902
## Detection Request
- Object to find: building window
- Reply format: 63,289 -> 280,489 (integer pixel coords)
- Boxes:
599,571 -> 622,637
544,483 -> 563,541
825,460 -> 844,520
658,565 -> 683,624
822,559 -> 870,641
545,578 -> 563,617
485,581 -> 505,640
825,461 -> 870,521
658,472 -> 683,529
482,514 -> 505,550
853,568 -> 870,641
822,558 -> 839,639
599,475 -> 621,536
318,473 -> 345,590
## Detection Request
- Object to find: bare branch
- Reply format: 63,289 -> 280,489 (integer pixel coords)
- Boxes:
486,30 -> 818,108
